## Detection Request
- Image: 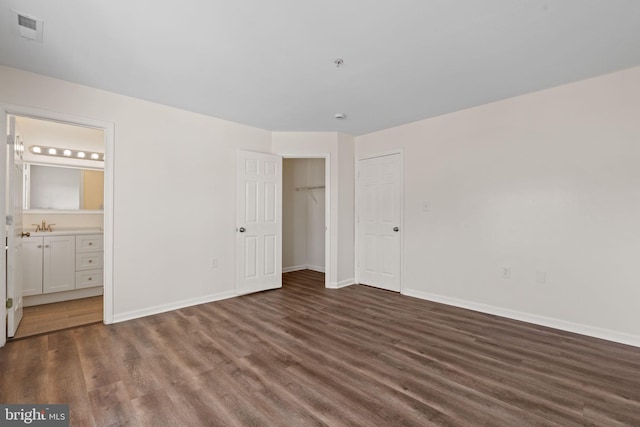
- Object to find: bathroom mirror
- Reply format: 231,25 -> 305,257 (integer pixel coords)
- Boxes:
24,163 -> 104,211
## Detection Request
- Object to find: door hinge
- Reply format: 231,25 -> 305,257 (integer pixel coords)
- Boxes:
6,298 -> 13,309
6,215 -> 13,226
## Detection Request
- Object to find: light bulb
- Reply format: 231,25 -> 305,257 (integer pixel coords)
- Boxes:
63,149 -> 72,156
32,146 -> 41,153
48,148 -> 57,155
77,152 -> 86,158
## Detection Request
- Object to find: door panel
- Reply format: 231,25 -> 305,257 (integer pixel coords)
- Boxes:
7,116 -> 25,337
21,238 -> 43,296
357,154 -> 401,292
236,150 -> 282,295
43,236 -> 76,293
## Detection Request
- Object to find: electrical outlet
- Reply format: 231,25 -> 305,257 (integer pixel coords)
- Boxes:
501,267 -> 511,279
211,258 -> 218,269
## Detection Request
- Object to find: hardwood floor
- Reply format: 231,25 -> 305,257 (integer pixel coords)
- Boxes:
12,296 -> 103,339
1,270 -> 640,426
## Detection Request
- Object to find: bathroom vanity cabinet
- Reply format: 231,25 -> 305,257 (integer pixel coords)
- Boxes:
21,231 -> 103,298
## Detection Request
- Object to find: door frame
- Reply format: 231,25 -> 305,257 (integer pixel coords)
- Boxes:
279,153 -> 331,289
1,104 -> 115,347
355,150 -> 404,293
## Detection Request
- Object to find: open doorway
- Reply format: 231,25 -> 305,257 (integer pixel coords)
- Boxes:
282,157 -> 327,283
9,116 -> 104,338
2,105 -> 114,346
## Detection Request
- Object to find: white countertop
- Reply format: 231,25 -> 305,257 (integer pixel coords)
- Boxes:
29,228 -> 103,236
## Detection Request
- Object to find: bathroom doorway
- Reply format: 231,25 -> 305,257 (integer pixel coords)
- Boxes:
2,106 -> 114,345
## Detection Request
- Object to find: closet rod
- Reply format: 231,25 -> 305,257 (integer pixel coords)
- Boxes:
295,185 -> 325,191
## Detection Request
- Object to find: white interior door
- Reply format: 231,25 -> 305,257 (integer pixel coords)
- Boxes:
357,153 -> 401,292
6,115 -> 25,337
236,150 -> 282,295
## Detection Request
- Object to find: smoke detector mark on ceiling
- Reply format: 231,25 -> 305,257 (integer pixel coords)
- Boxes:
11,9 -> 44,43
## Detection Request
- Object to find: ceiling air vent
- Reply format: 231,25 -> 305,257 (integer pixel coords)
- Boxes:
11,9 -> 44,43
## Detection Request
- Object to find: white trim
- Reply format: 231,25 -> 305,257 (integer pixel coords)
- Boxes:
113,290 -> 237,323
306,264 -> 325,273
329,278 -> 356,289
24,287 -> 103,307
403,288 -> 640,348
1,104 -> 115,329
0,109 -> 7,347
283,265 -> 307,273
283,264 -> 326,273
279,153 -> 330,289
354,150 -> 404,293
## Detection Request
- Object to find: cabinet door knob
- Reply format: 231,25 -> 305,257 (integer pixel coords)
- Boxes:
89,260 -> 93,263
37,245 -> 42,248
89,242 -> 93,246
45,245 -> 50,248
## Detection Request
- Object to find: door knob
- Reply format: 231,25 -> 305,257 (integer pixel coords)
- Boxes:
238,227 -> 246,233
393,227 -> 399,232
21,232 -> 31,237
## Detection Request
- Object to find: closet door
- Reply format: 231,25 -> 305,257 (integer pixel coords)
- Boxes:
236,150 -> 282,295
357,153 -> 402,292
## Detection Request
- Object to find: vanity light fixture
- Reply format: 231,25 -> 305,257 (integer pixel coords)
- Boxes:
29,145 -> 103,162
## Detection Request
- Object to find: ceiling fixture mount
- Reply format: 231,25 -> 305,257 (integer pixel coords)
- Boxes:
334,58 -> 343,68
334,113 -> 346,120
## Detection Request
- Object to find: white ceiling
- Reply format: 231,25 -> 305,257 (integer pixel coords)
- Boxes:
1,1 -> 639,136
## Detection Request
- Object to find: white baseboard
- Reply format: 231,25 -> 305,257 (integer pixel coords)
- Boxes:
113,290 -> 237,323
402,288 -> 640,348
329,278 -> 356,289
25,286 -> 103,307
306,264 -> 325,273
283,264 -> 326,273
283,265 -> 307,273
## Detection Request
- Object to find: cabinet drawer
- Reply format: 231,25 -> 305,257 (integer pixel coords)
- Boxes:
76,252 -> 103,270
76,269 -> 103,289
76,235 -> 103,253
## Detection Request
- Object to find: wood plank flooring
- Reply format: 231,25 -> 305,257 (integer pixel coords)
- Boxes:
12,296 -> 103,339
1,270 -> 640,426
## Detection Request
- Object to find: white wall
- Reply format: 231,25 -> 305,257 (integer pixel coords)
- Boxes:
23,213 -> 103,230
273,132 -> 355,288
17,116 -> 104,168
1,65 -> 272,321
282,158 -> 325,272
355,66 -> 640,345
306,158 -> 326,270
